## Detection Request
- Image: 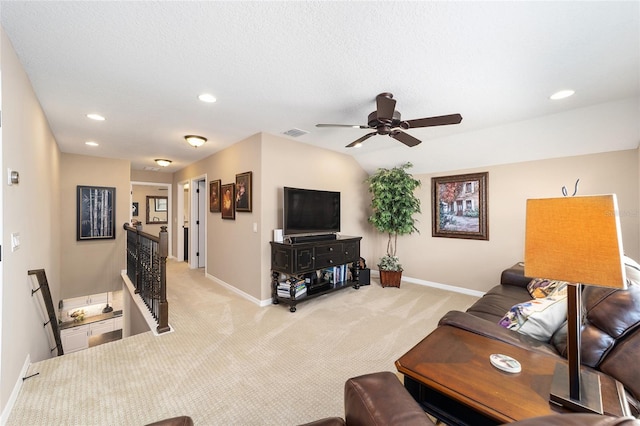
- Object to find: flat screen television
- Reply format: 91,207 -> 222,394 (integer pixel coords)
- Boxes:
283,187 -> 340,236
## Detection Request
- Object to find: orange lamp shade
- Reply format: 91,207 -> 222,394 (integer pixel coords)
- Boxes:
524,195 -> 626,289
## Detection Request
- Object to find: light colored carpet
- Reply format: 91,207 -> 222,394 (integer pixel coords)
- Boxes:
7,260 -> 479,425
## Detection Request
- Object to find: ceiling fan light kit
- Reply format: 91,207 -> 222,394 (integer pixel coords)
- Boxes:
317,92 -> 463,148
184,135 -> 207,148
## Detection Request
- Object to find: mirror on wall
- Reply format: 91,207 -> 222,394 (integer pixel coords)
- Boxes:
146,196 -> 168,224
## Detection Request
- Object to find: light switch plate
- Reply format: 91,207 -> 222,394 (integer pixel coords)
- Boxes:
11,232 -> 20,251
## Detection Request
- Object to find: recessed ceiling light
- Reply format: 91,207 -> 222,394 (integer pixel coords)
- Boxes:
85,141 -> 99,147
155,159 -> 172,167
198,93 -> 217,103
87,113 -> 106,121
550,90 -> 575,100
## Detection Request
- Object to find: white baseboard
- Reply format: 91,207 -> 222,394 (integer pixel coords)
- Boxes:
1,354 -> 31,425
370,269 -> 485,298
204,273 -> 272,306
204,270 -> 484,310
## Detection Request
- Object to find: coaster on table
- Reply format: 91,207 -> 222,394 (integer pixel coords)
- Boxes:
490,353 -> 521,373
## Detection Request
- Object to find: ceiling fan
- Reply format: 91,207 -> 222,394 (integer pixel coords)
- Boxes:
316,92 -> 463,148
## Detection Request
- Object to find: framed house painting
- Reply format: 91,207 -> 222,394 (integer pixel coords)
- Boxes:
431,172 -> 488,240
235,171 -> 252,212
210,179 -> 221,213
77,185 -> 116,240
221,183 -> 236,220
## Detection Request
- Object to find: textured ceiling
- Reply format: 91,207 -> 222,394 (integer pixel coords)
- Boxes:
1,1 -> 638,174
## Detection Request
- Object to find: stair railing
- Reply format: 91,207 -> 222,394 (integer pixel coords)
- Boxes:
123,223 -> 170,333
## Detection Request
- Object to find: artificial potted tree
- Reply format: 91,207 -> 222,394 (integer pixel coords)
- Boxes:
366,162 -> 421,287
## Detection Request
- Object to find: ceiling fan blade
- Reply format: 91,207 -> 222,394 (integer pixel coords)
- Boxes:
376,93 -> 396,122
390,130 -> 422,147
404,113 -> 463,129
346,132 -> 377,148
316,123 -> 370,129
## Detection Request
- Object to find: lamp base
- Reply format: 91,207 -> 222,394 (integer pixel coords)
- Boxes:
550,363 -> 603,414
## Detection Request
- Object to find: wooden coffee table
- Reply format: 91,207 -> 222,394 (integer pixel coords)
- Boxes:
395,325 -> 631,425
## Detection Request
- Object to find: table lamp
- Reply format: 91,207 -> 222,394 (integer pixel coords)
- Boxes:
524,194 -> 626,414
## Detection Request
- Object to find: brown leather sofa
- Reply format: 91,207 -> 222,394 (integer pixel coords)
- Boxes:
438,262 -> 640,416
301,371 -> 640,426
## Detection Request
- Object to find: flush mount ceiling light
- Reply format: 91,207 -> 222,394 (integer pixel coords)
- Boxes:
86,113 -> 106,121
198,93 -> 217,103
184,135 -> 207,148
155,159 -> 172,167
550,90 -> 575,100
85,141 -> 99,147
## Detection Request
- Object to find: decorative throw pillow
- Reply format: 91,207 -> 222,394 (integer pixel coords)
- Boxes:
624,255 -> 640,285
527,278 -> 568,299
498,296 -> 567,342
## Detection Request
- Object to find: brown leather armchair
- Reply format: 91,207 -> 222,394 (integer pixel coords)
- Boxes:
300,372 -> 640,426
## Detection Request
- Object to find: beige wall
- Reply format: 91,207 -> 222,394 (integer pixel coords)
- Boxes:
174,134 -> 262,298
132,185 -> 168,236
375,149 -> 640,293
131,169 -> 173,184
260,133 -> 375,300
1,28 -> 62,414
59,153 -> 130,298
173,132 -> 375,302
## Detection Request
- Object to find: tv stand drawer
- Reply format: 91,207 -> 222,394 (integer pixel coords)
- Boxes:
314,242 -> 341,255
315,252 -> 345,268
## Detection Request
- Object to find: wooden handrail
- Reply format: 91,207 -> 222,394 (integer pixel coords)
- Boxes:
123,223 -> 170,333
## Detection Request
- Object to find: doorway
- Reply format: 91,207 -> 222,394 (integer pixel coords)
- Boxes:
190,176 -> 206,269
176,180 -> 189,262
130,181 -> 173,257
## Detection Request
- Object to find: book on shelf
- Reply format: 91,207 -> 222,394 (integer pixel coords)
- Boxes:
322,265 -> 348,285
277,277 -> 307,298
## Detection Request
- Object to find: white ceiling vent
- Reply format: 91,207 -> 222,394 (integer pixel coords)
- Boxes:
283,128 -> 309,137
143,166 -> 161,171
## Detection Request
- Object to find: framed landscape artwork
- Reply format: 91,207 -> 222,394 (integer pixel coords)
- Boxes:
221,183 -> 236,220
235,171 -> 252,212
431,172 -> 488,240
210,179 -> 221,213
77,185 -> 116,241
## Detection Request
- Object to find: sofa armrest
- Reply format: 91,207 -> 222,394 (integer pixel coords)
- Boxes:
344,372 -> 434,426
438,310 -> 560,358
500,263 -> 532,288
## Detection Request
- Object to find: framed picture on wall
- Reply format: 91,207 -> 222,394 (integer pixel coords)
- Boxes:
235,171 -> 252,212
210,179 -> 221,213
431,172 -> 488,240
132,202 -> 139,217
77,185 -> 116,240
221,183 -> 236,220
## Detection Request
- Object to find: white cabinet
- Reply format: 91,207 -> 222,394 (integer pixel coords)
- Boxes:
61,316 -> 122,354
113,316 -> 123,331
61,325 -> 89,354
90,319 -> 114,336
63,293 -> 108,311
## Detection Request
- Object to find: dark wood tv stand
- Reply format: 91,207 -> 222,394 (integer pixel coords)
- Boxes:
270,235 -> 362,312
